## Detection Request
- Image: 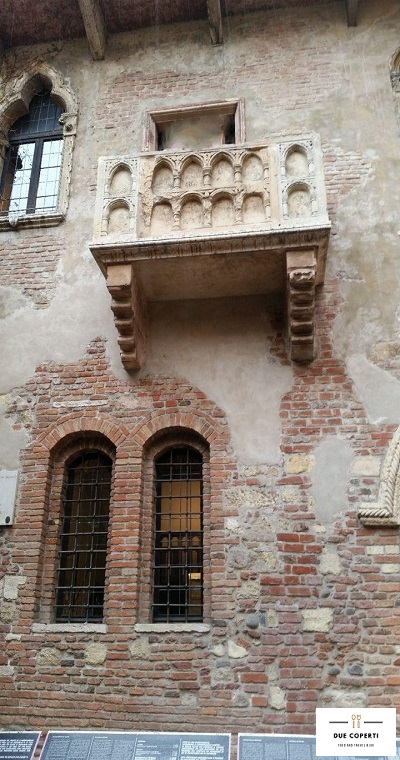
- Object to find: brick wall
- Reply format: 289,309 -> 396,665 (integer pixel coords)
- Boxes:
1,289 -> 400,732
0,230 -> 64,306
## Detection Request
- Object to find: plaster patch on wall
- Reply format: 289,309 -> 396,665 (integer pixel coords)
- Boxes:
0,270 -> 125,396
311,437 -> 353,523
0,406 -> 28,469
0,287 -> 29,319
145,297 -> 293,464
347,354 -> 400,424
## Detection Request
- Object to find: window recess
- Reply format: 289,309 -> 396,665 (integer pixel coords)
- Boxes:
153,447 -> 203,623
55,451 -> 112,623
0,90 -> 63,218
143,99 -> 245,152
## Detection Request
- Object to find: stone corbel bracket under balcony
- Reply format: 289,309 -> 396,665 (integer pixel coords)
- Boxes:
90,135 -> 331,369
91,227 -> 330,370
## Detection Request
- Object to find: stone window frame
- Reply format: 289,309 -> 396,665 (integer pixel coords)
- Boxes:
0,63 -> 78,231
390,48 -> 400,127
142,98 -> 245,152
38,432 -> 116,624
358,424 -> 400,526
137,427 -> 211,626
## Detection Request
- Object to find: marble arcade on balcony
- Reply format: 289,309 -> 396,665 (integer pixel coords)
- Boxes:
90,135 -> 330,370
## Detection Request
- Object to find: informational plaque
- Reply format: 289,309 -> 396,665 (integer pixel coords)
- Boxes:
40,732 -> 231,760
0,733 -> 41,760
238,734 -> 400,760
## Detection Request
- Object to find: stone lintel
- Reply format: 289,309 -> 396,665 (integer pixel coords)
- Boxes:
207,0 -> 223,45
345,0 -> 359,26
358,504 -> 399,527
31,623 -> 107,633
286,249 -> 317,363
134,623 -> 211,633
77,0 -> 107,60
106,264 -> 148,371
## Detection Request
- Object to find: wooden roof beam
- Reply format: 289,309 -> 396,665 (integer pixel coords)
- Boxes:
77,0 -> 107,60
207,0 -> 223,45
345,0 -> 359,27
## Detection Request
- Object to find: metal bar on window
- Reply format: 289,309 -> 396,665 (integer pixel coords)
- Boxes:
152,447 -> 203,623
55,451 -> 112,623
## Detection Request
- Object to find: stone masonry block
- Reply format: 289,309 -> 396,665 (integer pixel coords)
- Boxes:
269,685 -> 286,710
302,607 -> 333,632
351,456 -> 382,476
320,549 -> 341,575
286,454 -> 316,474
37,648 -> 62,666
84,643 -> 107,665
3,575 -> 27,600
227,640 -> 247,659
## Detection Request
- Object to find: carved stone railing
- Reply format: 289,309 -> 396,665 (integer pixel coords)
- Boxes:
93,137 -> 328,239
90,135 -> 330,370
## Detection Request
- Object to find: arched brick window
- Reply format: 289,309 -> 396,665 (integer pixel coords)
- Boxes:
153,446 -> 203,622
55,450 -> 113,622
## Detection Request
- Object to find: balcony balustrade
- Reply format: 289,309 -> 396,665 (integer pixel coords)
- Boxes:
90,135 -> 330,369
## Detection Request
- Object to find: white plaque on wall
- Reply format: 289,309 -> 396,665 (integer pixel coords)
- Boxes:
0,470 -> 18,525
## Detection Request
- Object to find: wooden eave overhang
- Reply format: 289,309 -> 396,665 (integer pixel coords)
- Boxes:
0,0 -> 359,61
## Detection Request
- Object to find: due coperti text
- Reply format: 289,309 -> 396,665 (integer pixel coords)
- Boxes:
333,733 -> 379,739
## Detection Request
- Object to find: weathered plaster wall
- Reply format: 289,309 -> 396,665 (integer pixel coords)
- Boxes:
1,0 -> 400,736
145,297 -> 292,464
0,1 -> 399,470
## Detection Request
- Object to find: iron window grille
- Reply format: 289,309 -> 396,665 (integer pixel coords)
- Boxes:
55,451 -> 112,623
0,90 -> 63,217
153,446 -> 203,622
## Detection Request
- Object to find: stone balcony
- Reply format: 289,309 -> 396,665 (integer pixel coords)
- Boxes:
90,135 -> 330,370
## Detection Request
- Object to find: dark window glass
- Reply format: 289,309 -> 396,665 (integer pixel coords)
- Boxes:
153,447 -> 203,622
0,90 -> 63,216
55,451 -> 112,623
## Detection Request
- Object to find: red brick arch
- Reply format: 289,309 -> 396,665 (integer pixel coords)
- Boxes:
37,412 -> 129,453
130,408 -> 227,450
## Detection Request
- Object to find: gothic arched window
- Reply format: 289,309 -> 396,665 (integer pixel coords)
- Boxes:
0,90 -> 64,217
